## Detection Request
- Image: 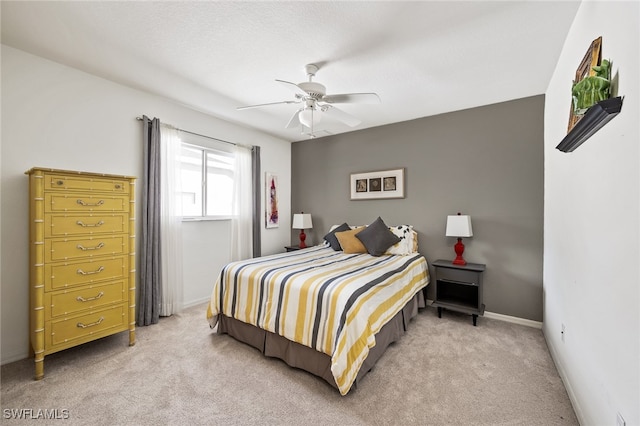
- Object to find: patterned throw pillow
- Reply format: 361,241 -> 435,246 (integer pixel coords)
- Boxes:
385,225 -> 417,255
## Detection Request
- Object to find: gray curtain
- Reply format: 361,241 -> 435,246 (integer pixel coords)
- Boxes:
252,146 -> 261,257
138,116 -> 162,326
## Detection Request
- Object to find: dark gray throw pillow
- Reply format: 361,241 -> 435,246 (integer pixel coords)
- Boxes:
323,222 -> 351,251
356,217 -> 401,256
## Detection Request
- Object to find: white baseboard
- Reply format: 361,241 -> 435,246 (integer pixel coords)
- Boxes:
183,296 -> 210,309
1,352 -> 29,366
425,299 -> 542,329
483,311 -> 542,329
543,329 -> 585,425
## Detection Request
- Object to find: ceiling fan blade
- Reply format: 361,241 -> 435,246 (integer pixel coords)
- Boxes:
276,79 -> 308,97
322,93 -> 381,104
236,100 -> 298,110
323,105 -> 362,127
285,109 -> 302,129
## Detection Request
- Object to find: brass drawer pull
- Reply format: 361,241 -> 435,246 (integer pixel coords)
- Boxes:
114,184 -> 122,190
77,317 -> 104,329
76,266 -> 105,275
76,242 -> 105,251
76,220 -> 105,228
76,291 -> 104,302
77,199 -> 105,207
56,180 -> 64,186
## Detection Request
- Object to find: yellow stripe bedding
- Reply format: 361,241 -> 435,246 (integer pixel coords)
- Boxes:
207,244 -> 430,395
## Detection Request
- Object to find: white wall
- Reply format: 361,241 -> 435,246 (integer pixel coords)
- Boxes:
0,45 -> 292,364
181,220 -> 229,307
544,2 -> 639,425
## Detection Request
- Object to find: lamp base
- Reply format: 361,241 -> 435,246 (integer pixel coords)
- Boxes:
452,238 -> 467,265
299,229 -> 307,249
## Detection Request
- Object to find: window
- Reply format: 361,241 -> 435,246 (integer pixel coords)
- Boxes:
179,143 -> 235,218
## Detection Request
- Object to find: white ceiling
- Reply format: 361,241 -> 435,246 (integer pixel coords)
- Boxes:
1,1 -> 580,142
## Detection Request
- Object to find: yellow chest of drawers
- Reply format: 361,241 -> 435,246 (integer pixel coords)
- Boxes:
26,168 -> 136,380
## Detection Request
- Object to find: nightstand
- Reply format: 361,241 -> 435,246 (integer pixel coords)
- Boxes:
431,259 -> 486,326
285,245 -> 301,252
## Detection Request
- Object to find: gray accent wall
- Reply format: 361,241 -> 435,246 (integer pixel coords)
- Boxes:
292,95 -> 544,321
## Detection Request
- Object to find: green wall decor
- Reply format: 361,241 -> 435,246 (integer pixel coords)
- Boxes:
572,58 -> 611,115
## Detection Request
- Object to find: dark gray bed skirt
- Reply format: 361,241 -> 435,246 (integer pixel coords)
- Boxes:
216,289 -> 426,393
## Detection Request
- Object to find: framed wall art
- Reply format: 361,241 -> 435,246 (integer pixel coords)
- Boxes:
350,168 -> 405,200
265,172 -> 279,228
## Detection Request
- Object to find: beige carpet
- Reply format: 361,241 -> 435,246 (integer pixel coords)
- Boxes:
1,303 -> 577,425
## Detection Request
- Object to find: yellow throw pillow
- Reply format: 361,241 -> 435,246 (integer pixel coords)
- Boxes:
334,227 -> 367,254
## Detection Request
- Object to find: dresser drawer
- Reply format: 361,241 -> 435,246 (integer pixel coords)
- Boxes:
45,257 -> 126,291
45,174 -> 130,194
45,235 -> 127,263
46,304 -> 127,350
46,280 -> 126,318
45,213 -> 128,237
45,193 -> 130,213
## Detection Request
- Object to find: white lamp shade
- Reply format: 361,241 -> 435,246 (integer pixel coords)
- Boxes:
445,215 -> 473,237
292,213 -> 313,230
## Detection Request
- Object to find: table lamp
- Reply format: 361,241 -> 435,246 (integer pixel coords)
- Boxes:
445,213 -> 473,265
292,212 -> 313,248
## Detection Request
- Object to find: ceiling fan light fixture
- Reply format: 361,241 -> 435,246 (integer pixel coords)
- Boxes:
298,107 -> 321,128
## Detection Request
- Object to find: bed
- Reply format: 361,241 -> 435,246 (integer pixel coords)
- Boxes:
206,219 -> 430,395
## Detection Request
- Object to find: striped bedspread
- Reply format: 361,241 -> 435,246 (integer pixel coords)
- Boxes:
206,244 -> 430,395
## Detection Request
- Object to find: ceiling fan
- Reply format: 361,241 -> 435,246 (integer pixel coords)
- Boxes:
237,64 -> 380,137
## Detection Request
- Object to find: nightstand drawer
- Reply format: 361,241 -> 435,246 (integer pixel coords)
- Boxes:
435,267 -> 480,285
46,256 -> 126,291
46,280 -> 126,318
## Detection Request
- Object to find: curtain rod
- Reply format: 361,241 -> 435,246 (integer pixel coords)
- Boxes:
136,116 -> 244,147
